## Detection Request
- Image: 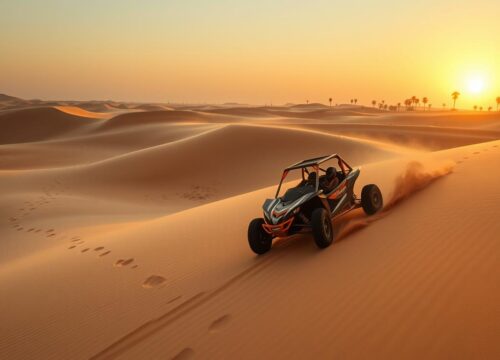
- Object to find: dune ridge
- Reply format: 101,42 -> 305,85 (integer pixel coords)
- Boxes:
54,105 -> 113,119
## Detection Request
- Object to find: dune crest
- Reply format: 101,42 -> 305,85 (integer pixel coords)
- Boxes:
54,105 -> 110,119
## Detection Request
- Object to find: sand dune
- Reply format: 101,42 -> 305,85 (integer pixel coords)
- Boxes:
290,102 -> 330,110
75,102 -> 121,112
60,124 -> 401,208
1,98 -> 499,359
203,107 -> 273,117
0,94 -> 30,110
0,122 -> 401,214
0,123 -> 220,169
0,107 -> 101,145
293,123 -> 500,150
55,105 -> 112,119
1,141 -> 499,359
130,104 -> 175,112
100,110 -> 212,129
204,105 -> 382,120
0,93 -> 23,102
363,111 -> 500,129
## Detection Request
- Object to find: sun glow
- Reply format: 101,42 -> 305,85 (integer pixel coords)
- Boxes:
467,76 -> 486,94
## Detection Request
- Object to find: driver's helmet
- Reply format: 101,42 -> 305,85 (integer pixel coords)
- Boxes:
326,167 -> 337,181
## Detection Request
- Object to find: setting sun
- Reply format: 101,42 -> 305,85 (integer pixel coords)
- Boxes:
467,75 -> 486,94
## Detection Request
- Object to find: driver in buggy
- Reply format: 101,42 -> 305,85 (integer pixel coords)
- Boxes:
319,167 -> 339,193
297,167 -> 339,194
296,171 -> 318,188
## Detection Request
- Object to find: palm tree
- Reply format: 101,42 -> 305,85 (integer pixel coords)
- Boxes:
306,100 -> 309,104
488,106 -> 492,112
496,97 -> 500,111
411,96 -> 417,108
354,99 -> 358,104
451,91 -> 460,110
329,97 -> 332,108
404,99 -> 412,110
479,106 -> 483,111
372,100 -> 376,107
442,103 -> 446,109
422,97 -> 428,110
473,105 -> 477,111
415,98 -> 420,109
428,104 -> 432,110
397,102 -> 401,111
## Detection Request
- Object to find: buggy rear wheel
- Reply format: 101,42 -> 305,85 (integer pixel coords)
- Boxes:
311,208 -> 334,249
248,218 -> 272,255
361,184 -> 383,215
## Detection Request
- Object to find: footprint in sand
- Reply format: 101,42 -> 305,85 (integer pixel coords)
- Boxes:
94,247 -> 104,251
68,245 -> 76,250
114,258 -> 134,267
131,264 -> 138,269
27,228 -> 34,232
208,314 -> 232,333
99,251 -> 111,257
171,348 -> 195,360
142,275 -> 166,289
179,185 -> 215,201
81,248 -> 90,253
473,151 -> 480,155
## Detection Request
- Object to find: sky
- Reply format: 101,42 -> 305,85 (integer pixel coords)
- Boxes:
1,0 -> 498,109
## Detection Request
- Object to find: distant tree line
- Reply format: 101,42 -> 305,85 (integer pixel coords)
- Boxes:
322,93 -> 500,112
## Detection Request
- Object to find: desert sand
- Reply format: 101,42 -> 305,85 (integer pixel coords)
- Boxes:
1,96 -> 499,359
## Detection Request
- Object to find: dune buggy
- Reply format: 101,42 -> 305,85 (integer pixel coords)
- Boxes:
248,154 -> 383,254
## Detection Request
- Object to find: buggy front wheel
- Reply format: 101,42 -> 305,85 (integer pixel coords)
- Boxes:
311,208 -> 334,249
248,218 -> 272,255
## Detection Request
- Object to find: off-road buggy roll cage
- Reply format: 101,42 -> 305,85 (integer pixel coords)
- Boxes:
275,154 -> 353,198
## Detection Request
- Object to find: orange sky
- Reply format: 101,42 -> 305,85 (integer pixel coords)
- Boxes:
1,0 -> 498,109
